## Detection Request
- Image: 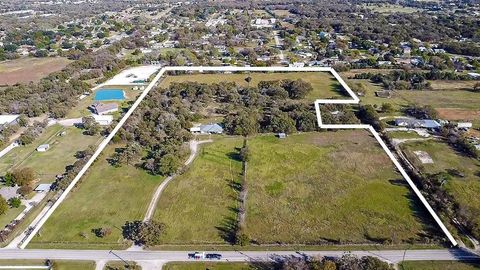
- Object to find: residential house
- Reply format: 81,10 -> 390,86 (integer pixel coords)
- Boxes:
394,118 -> 441,130
90,103 -> 119,115
91,115 -> 113,126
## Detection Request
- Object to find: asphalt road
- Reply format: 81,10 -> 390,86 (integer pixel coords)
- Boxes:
0,249 -> 478,264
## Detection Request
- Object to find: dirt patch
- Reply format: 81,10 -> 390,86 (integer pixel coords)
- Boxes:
414,150 -> 434,164
0,57 -> 71,85
436,108 -> 480,121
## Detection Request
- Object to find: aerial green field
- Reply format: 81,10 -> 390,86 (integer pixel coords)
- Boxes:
0,260 -> 95,270
160,71 -> 348,101
399,260 -> 480,270
29,144 -> 164,249
154,137 -> 243,244
163,262 -> 251,270
0,125 -> 102,184
244,131 -> 434,244
155,131 -> 435,246
401,140 -> 480,237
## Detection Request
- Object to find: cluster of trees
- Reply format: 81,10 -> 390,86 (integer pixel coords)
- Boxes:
251,254 -> 392,270
116,77 -> 318,176
404,105 -> 437,120
4,167 -> 36,196
358,105 -> 384,131
18,120 -> 49,145
355,70 -> 479,91
122,220 -> 166,247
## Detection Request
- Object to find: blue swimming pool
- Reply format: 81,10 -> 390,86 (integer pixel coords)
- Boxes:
94,89 -> 125,101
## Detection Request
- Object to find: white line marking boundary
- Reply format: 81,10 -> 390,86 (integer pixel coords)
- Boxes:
19,66 -> 457,249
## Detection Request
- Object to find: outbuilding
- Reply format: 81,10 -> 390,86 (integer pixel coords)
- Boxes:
36,144 -> 50,152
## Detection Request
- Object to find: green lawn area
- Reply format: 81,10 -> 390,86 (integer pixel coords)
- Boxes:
105,261 -> 141,270
0,260 -> 95,269
154,137 -> 243,244
399,260 -> 480,270
163,262 -> 251,270
0,125 -> 102,184
28,144 -> 164,249
0,205 -> 25,229
160,71 -> 348,101
244,131 -> 435,244
401,140 -> 480,236
387,131 -> 425,140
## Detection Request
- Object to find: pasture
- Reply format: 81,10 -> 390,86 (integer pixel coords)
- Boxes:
154,131 -> 436,246
0,125 -> 102,184
28,144 -> 164,249
401,140 -> 480,237
244,131 -> 434,244
154,137 -> 243,244
160,71 -> 348,101
0,57 -> 71,85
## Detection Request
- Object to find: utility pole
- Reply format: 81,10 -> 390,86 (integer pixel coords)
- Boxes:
109,250 -> 131,269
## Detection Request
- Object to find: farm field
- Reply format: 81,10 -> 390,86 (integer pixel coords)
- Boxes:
0,57 -> 71,85
154,137 -> 243,244
163,262 -> 251,270
160,71 -> 348,101
244,131 -> 434,244
0,260 -> 95,270
0,125 -> 102,184
28,144 -> 164,249
401,140 -> 480,237
399,260 -> 480,270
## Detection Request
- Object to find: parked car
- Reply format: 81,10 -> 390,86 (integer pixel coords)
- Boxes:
206,253 -> 222,260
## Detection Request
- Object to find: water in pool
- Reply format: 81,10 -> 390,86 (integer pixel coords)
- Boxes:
94,89 -> 125,101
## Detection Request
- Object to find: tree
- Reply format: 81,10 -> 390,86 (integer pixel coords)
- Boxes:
11,167 -> 35,186
122,220 -> 166,247
158,154 -> 180,176
269,110 -> 296,134
358,105 -> 385,131
282,79 -> 313,99
82,116 -> 101,135
245,76 -> 252,87
381,103 -> 394,113
8,197 -> 21,208
0,196 -> 8,216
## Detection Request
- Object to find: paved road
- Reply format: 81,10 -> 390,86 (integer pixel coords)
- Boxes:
0,249 -> 478,264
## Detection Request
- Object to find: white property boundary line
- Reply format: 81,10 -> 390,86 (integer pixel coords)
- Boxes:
18,66 -> 457,249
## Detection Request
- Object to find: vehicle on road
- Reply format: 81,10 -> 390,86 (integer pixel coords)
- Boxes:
188,252 -> 205,260
206,253 -> 222,260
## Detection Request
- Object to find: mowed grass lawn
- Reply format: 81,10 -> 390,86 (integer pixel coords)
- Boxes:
244,131 -> 433,244
163,262 -> 251,270
401,140 -> 480,235
399,260 -> 480,270
29,144 -> 164,249
0,260 -> 95,270
160,72 -> 347,101
154,137 -> 244,244
0,125 -> 102,184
